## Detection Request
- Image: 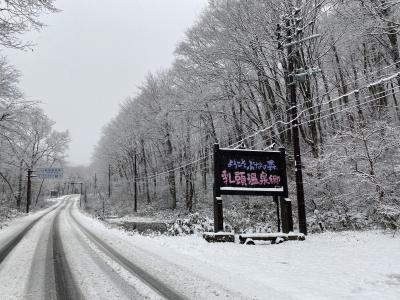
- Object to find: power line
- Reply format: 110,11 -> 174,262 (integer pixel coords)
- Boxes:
101,58 -> 400,169
132,86 -> 400,184
223,63 -> 400,148
227,70 -> 400,149
249,88 -> 400,150
101,62 -> 400,181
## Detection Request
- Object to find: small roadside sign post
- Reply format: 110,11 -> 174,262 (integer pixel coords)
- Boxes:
213,143 -> 293,233
26,167 -> 63,213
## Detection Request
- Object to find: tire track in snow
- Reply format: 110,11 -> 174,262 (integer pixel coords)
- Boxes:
0,201 -> 62,265
52,202 -> 83,300
25,201 -> 70,300
68,205 -> 186,300
63,205 -> 149,299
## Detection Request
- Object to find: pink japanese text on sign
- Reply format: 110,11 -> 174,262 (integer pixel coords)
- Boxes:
214,146 -> 288,196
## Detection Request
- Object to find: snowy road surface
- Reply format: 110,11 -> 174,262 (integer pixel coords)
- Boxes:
0,195 -> 399,299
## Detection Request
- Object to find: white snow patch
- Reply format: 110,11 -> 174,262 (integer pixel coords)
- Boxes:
75,203 -> 400,299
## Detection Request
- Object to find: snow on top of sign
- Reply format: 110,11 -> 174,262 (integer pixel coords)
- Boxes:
239,232 -> 305,238
203,232 -> 234,236
220,187 -> 284,192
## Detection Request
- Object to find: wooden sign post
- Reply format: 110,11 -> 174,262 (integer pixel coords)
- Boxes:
213,143 -> 293,233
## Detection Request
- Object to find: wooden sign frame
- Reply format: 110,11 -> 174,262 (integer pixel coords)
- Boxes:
213,143 -> 292,233
214,145 -> 288,197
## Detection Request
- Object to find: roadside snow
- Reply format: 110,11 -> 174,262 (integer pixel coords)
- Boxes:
0,202 -> 63,299
106,215 -> 170,224
0,198 -> 62,248
75,202 -> 400,299
121,231 -> 400,299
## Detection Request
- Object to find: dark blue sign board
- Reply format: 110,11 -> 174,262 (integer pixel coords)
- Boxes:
214,146 -> 288,197
36,168 -> 64,179
213,144 -> 290,233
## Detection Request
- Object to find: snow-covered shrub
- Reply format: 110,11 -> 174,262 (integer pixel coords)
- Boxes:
224,198 -> 276,233
168,212 -> 214,235
304,119 -> 400,231
0,206 -> 22,229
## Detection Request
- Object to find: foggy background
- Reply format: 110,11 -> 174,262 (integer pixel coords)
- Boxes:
2,0 -> 207,166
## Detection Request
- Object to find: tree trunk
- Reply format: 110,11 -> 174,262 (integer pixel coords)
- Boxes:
164,124 -> 176,210
17,161 -> 23,208
141,141 -> 151,204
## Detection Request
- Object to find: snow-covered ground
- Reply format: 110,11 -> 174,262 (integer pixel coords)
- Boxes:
0,198 -> 63,249
106,215 -> 171,224
0,195 -> 399,299
77,207 -> 400,299
140,231 -> 400,299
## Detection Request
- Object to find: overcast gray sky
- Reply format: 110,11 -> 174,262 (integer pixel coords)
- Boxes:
3,0 -> 207,166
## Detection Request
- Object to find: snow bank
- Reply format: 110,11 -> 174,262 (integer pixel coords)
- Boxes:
75,202 -> 400,299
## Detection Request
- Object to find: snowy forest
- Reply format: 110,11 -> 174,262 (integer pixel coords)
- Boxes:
0,1 -> 70,218
91,0 -> 400,232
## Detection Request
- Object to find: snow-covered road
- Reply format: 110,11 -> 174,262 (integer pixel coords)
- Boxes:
0,195 -> 399,300
0,196 -> 242,299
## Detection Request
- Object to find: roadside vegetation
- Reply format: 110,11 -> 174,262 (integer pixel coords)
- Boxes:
0,1 -> 69,224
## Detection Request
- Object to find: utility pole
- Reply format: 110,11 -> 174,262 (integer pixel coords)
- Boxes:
108,165 -> 111,198
278,3 -> 309,235
26,169 -> 33,213
134,150 -> 138,212
79,182 -> 83,207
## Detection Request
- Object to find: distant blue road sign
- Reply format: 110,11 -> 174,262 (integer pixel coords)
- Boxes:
36,168 -> 64,179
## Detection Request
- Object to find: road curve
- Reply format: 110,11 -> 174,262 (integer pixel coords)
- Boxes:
0,195 -> 239,299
